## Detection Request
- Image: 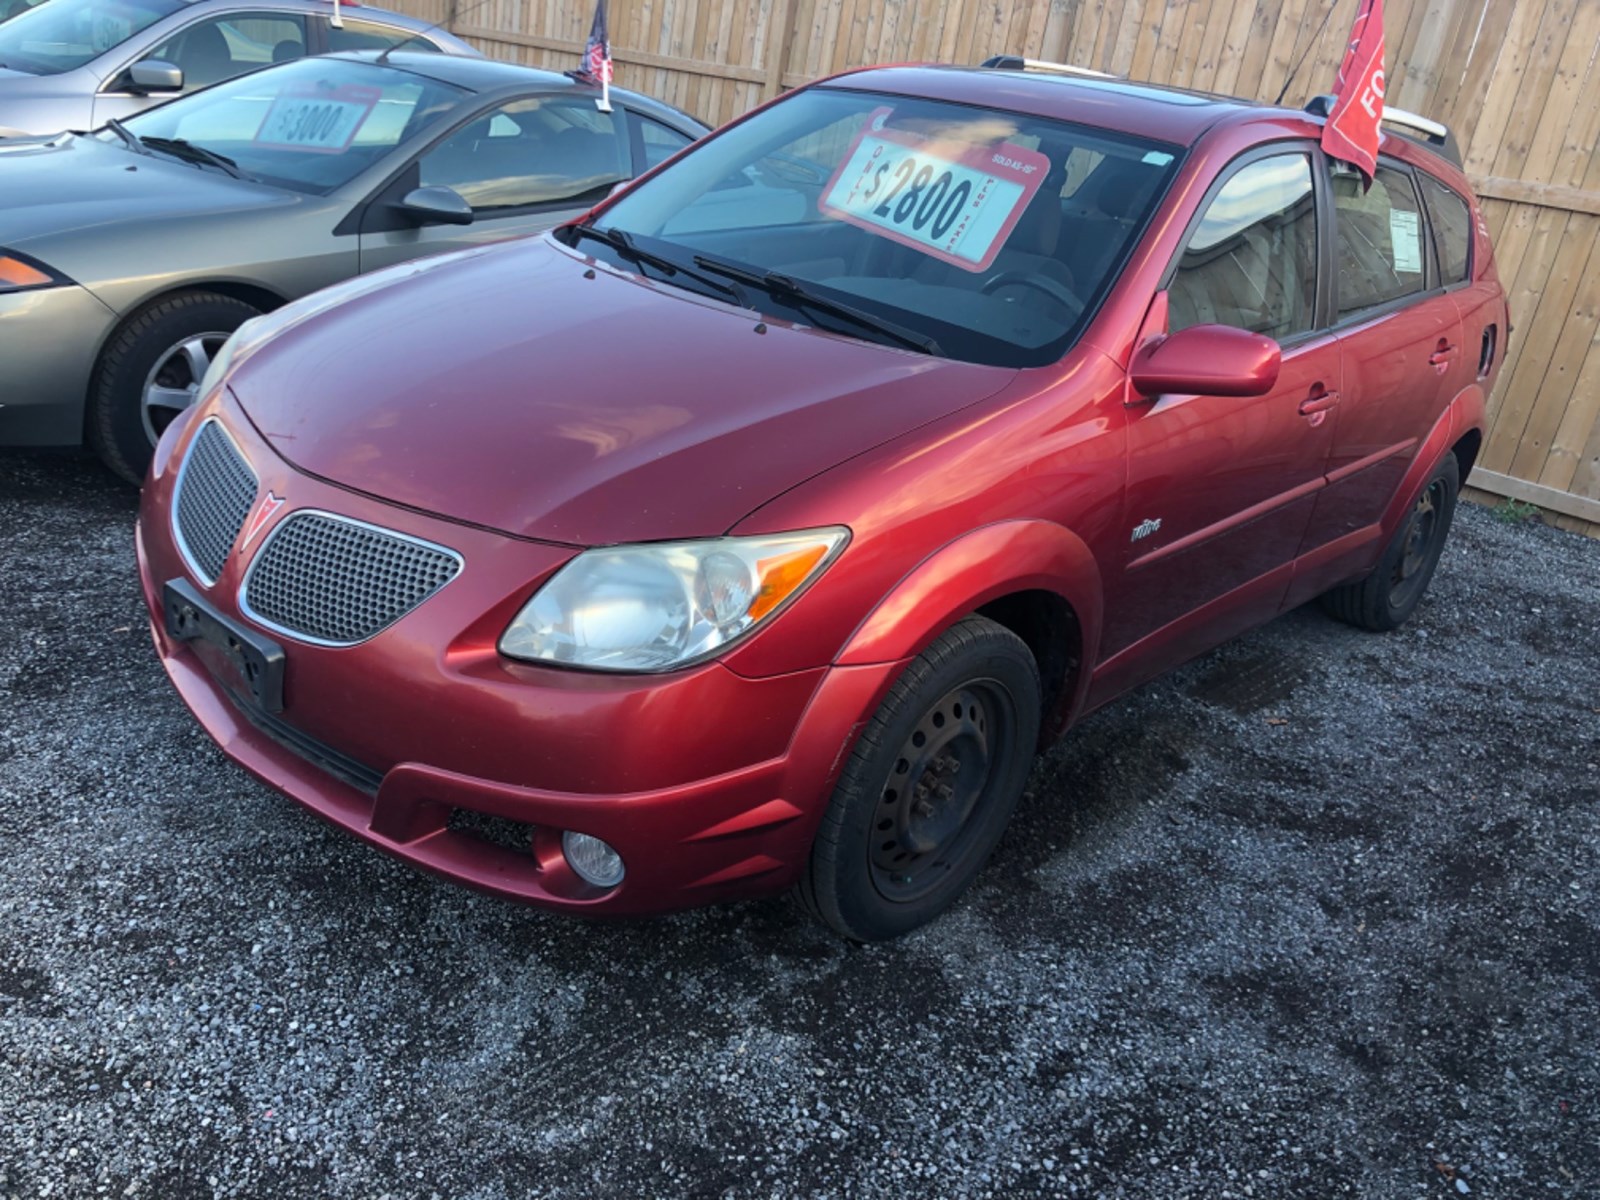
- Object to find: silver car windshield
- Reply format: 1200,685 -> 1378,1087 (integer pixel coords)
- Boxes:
0,0 -> 183,74
596,88 -> 1181,368
119,58 -> 467,194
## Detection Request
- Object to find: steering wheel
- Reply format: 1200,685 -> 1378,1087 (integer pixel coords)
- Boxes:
979,270 -> 1080,310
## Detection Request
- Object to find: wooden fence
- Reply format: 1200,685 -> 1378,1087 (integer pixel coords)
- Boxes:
396,0 -> 1600,536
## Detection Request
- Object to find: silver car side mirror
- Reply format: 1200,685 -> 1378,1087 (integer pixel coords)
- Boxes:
399,185 -> 474,227
129,60 -> 184,94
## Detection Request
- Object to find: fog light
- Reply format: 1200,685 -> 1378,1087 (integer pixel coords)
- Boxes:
561,830 -> 625,889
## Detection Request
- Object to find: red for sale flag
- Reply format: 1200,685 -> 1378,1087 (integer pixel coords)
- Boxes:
1321,0 -> 1386,185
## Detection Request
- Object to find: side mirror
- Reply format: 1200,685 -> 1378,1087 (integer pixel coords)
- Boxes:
1130,323 -> 1282,399
128,59 -> 184,94
398,185 -> 474,227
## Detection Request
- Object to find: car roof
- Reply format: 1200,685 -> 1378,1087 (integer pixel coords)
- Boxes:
173,0 -> 459,31
818,64 -> 1273,147
323,50 -> 710,129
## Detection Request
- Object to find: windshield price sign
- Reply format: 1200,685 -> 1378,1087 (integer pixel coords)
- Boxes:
818,110 -> 1052,272
255,84 -> 381,153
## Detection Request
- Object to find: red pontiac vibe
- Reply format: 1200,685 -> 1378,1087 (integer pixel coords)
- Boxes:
136,59 -> 1507,940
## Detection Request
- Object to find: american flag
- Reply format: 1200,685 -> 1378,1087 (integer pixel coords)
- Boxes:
582,0 -> 612,85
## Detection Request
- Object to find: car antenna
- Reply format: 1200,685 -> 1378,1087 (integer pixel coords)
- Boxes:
1272,1 -> 1339,106
375,0 -> 495,63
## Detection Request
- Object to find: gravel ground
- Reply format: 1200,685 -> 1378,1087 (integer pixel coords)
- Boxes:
1,448 -> 1596,1200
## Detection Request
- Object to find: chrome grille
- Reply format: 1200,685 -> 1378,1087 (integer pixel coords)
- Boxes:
241,512 -> 462,646
174,419 -> 257,585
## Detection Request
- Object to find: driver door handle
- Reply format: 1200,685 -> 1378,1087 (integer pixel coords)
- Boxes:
1298,389 -> 1340,416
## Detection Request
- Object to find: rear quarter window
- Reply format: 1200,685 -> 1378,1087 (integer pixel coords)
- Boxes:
1417,172 -> 1473,284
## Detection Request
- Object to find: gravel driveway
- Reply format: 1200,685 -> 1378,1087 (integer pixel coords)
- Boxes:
1,449 -> 1596,1200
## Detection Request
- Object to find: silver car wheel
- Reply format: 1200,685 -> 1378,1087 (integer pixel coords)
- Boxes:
141,332 -> 229,447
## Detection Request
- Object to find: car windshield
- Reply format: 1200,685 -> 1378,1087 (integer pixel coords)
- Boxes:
587,87 -> 1181,367
118,57 -> 468,194
0,0 -> 182,74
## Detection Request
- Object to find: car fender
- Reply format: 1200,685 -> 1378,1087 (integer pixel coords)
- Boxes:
1379,382 -> 1486,534
835,519 -> 1103,726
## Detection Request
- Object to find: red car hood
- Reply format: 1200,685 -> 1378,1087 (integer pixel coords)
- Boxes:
229,236 -> 1015,545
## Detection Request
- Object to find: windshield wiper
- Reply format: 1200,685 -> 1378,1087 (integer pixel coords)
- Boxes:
141,136 -> 252,180
567,225 -> 749,306
103,117 -> 147,155
692,255 -> 941,355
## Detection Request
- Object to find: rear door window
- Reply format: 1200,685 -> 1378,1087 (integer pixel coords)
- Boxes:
635,113 -> 693,170
1168,152 -> 1318,338
1417,173 -> 1472,284
1334,162 -> 1429,317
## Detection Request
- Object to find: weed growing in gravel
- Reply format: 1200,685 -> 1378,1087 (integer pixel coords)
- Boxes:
1491,498 -> 1543,524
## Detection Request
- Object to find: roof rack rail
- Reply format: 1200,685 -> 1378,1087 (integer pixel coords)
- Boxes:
978,55 -> 1122,80
1303,94 -> 1463,168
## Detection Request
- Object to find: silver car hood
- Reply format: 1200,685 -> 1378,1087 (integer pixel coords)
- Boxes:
0,134 -> 298,253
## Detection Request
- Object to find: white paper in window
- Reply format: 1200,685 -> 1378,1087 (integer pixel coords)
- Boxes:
1390,209 -> 1422,274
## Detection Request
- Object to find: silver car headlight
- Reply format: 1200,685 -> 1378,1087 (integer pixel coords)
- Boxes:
500,528 -> 850,672
196,317 -> 256,400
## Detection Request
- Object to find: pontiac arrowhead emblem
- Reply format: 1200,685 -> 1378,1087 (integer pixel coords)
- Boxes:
240,491 -> 286,551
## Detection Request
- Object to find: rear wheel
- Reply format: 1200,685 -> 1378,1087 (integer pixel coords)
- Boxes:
799,616 -> 1041,941
1320,452 -> 1460,632
88,291 -> 260,485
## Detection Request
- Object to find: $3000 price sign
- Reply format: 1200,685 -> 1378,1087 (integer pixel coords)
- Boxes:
255,85 -> 382,153
818,111 -> 1051,272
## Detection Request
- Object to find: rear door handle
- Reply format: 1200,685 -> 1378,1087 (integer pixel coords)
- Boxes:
1429,344 -> 1458,369
1298,390 -> 1340,416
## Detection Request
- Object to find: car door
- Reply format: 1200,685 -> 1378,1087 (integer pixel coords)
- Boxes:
1304,158 -> 1466,543
357,93 -> 633,273
1103,146 -> 1339,658
93,9 -> 308,124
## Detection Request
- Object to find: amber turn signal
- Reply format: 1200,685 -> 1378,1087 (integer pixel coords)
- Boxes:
0,256 -> 57,291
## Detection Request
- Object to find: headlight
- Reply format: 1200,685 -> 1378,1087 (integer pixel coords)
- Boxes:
500,528 -> 850,672
0,251 -> 69,293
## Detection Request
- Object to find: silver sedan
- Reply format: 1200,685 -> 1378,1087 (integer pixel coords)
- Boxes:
0,50 -> 707,480
0,0 -> 478,136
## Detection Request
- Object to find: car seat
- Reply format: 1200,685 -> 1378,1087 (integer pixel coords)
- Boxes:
180,23 -> 236,89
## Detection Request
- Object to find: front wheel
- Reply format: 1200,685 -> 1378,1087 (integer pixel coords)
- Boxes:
799,616 -> 1042,941
1320,452 -> 1460,632
88,291 -> 261,485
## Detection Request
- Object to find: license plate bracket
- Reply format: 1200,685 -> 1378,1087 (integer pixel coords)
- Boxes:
163,578 -> 285,713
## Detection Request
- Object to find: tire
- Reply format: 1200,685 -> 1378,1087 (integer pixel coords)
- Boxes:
1319,451 -> 1460,632
88,291 -> 261,485
799,615 -> 1042,941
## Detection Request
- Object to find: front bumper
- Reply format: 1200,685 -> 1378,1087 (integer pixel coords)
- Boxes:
137,392 -> 900,914
0,283 -> 117,447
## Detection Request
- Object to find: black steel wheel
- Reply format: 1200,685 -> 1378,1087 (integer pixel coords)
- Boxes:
1320,451 -> 1460,632
869,681 -> 1017,904
799,616 -> 1041,941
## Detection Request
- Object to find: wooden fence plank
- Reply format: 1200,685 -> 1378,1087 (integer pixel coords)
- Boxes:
1507,217 -> 1600,481
1469,469 -> 1600,522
